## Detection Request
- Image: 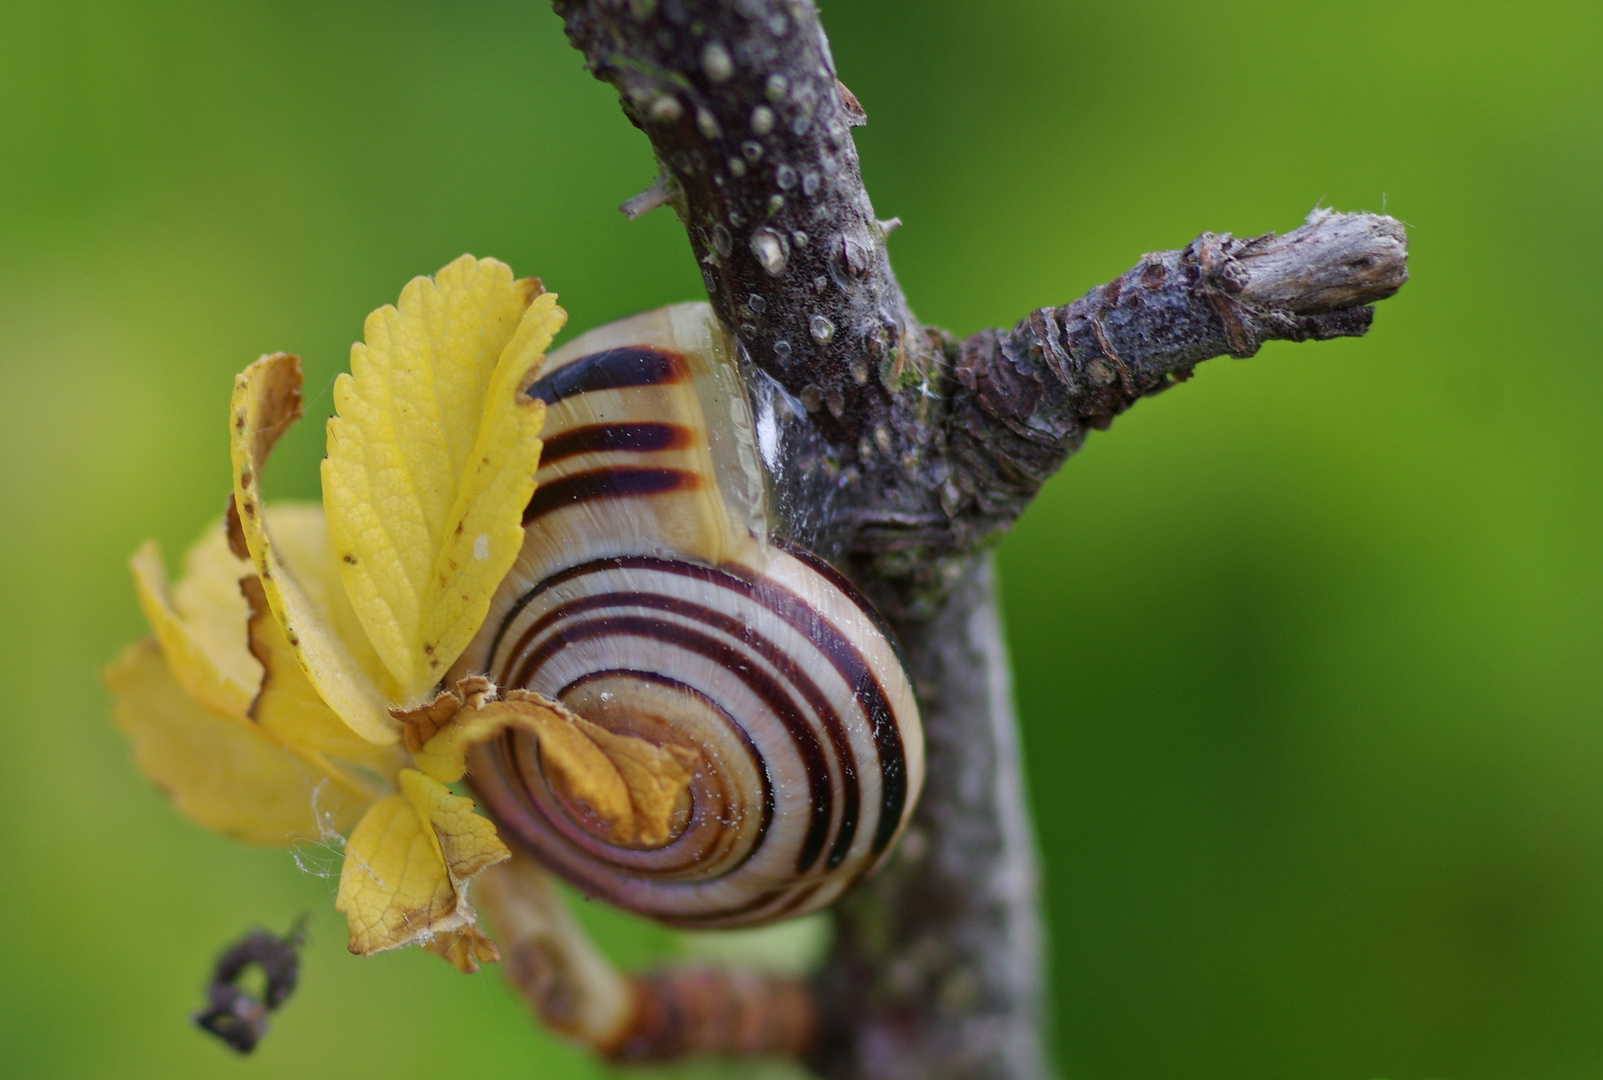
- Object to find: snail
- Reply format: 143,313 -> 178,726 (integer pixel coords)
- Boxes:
452,302 -> 925,928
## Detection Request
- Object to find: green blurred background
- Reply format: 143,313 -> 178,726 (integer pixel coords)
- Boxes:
2,1 -> 1597,1077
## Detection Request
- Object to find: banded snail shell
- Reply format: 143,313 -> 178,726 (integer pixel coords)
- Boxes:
451,303 -> 925,928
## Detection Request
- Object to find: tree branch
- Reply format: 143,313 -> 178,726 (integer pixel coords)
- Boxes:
549,3 -> 1407,1078
944,209 -> 1407,552
552,0 -> 1405,618
553,0 -> 924,576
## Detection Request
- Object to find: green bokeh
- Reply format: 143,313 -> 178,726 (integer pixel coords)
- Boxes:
1,1 -> 1597,1077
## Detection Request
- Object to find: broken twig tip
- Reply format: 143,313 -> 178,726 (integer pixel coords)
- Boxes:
836,78 -> 867,127
621,177 -> 673,220
1238,210 -> 1409,315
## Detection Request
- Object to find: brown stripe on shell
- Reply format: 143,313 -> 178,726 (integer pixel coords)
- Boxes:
539,422 -> 693,464
522,467 -> 699,525
486,670 -> 769,885
524,346 -> 687,405
661,885 -> 800,926
775,538 -> 908,671
659,879 -> 830,928
757,543 -> 911,855
702,559 -> 910,856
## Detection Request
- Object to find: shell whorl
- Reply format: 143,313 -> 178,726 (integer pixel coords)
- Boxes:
455,304 -> 924,928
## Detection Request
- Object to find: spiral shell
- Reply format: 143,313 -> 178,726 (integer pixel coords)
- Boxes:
454,304 -> 924,928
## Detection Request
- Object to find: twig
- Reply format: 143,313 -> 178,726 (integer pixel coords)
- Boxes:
945,209 -> 1407,553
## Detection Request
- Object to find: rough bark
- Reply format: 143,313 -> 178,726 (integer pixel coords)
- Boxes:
549,2 -> 1407,1078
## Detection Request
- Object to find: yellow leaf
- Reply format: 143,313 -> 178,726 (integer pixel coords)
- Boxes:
322,255 -> 562,703
420,925 -> 500,974
242,575 -> 403,766
398,768 -> 510,883
405,687 -> 698,849
403,686 -> 583,785
131,506 -> 393,727
105,639 -> 368,845
334,768 -> 509,957
335,795 -> 457,955
529,707 -> 642,847
578,720 -> 700,849
131,537 -> 257,718
229,352 -> 398,746
265,502 -> 398,702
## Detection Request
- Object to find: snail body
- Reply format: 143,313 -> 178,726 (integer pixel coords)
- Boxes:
456,304 -> 924,928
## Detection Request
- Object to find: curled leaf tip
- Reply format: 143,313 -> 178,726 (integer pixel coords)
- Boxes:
392,675 -> 496,754
229,357 -> 399,747
407,685 -> 699,849
421,925 -> 501,974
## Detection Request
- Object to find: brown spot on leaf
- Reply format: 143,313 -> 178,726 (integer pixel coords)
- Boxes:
238,574 -> 274,722
225,497 -> 249,560
516,276 -> 545,307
